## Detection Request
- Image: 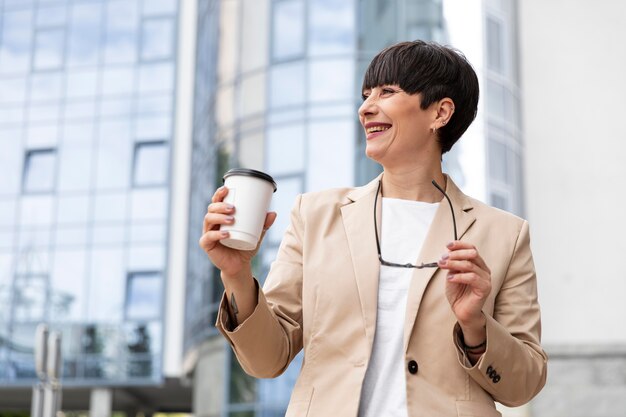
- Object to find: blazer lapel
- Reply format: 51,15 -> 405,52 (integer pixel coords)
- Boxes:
340,175 -> 382,351
403,176 -> 476,352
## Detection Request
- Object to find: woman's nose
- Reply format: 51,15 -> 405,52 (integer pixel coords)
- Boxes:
358,96 -> 378,118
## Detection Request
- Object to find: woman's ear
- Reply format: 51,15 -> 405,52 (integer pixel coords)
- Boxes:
436,98 -> 455,128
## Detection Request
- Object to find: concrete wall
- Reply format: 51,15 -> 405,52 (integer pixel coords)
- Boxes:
519,1 -> 626,415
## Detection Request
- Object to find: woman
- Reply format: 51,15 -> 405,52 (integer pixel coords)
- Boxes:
200,41 -> 547,417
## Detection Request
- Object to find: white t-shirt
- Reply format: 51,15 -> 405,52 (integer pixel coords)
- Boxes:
358,197 -> 439,417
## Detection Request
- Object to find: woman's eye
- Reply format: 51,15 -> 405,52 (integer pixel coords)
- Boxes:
361,93 -> 370,101
382,88 -> 396,94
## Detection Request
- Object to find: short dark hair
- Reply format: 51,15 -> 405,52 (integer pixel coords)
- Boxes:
362,40 -> 479,154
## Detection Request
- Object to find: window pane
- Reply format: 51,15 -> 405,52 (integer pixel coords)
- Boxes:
88,249 -> 125,321
67,3 -> 103,67
133,142 -> 169,187
26,124 -> 59,148
141,18 -> 174,61
95,120 -> 132,190
128,245 -> 166,271
307,120 -> 354,190
34,28 -> 65,70
487,17 -> 503,73
104,0 -> 139,64
267,124 -> 304,175
130,189 -> 168,221
272,0 -> 304,60
94,193 -> 128,223
36,5 -> 67,27
135,114 -> 171,140
309,0 -> 355,56
13,274 -> 48,321
269,61 -> 305,109
491,192 -> 509,211
56,195 -> 90,225
138,63 -> 174,93
23,149 -> 57,193
308,59 -> 354,103
125,272 -> 163,320
57,140 -> 93,192
488,139 -> 508,183
101,66 -> 135,96
239,73 -> 266,117
0,134 -> 23,195
0,77 -> 27,105
65,69 -> 99,99
142,0 -> 177,16
0,10 -> 34,75
51,250 -> 86,321
268,176 -> 302,245
30,72 -> 63,102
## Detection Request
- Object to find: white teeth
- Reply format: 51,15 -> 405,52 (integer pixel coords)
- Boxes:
366,125 -> 390,133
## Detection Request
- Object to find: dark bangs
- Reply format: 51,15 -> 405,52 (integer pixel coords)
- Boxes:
362,41 -> 469,110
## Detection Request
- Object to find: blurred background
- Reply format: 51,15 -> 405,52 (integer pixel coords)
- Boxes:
0,0 -> 624,416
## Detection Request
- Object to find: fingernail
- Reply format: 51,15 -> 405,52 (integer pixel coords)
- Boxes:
446,241 -> 454,249
438,259 -> 447,266
226,204 -> 234,210
225,216 -> 234,222
447,273 -> 454,280
440,253 -> 449,260
220,231 -> 229,237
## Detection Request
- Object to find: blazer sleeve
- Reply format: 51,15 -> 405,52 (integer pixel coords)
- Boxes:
453,220 -> 548,407
215,194 -> 305,378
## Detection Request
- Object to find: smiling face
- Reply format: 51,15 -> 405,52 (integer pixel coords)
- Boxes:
358,85 -> 440,168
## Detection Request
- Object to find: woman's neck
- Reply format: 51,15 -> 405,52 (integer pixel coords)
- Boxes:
381,165 -> 446,203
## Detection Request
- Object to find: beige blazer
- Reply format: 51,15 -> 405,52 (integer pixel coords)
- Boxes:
217,174 -> 547,417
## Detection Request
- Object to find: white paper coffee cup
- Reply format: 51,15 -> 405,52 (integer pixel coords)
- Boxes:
220,168 -> 277,251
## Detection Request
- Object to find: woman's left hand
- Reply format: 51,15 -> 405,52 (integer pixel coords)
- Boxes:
438,241 -> 492,329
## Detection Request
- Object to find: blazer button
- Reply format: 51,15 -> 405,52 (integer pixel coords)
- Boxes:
408,360 -> 418,374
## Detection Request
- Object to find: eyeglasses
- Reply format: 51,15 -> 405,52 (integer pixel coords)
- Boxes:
374,179 -> 458,269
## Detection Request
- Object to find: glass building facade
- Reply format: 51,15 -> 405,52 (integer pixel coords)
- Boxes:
0,0 -> 179,387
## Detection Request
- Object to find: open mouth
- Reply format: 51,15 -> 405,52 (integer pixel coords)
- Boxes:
365,123 -> 392,138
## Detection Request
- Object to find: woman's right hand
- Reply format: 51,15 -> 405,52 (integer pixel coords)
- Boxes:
199,186 -> 277,279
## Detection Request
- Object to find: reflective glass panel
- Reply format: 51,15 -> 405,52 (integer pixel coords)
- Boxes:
26,123 -> 59,148
307,120 -> 354,190
95,120 -> 132,190
34,28 -> 65,70
142,0 -> 177,16
135,114 -> 171,140
93,224 -> 126,245
0,135 -> 24,195
28,103 -> 61,124
138,63 -> 174,93
240,0 -> 268,72
88,249 -> 125,321
487,17 -> 504,74
141,18 -> 174,61
238,131 -> 264,172
0,10 -> 34,75
22,149 -> 57,193
268,176 -> 302,244
130,189 -> 168,221
128,245 -> 166,270
269,61 -> 305,109
125,271 -> 163,320
54,226 -> 89,248
30,72 -> 63,102
56,195 -> 90,225
36,5 -> 67,27
101,66 -> 135,96
272,0 -> 304,60
104,0 -> 139,64
0,200 -> 16,229
267,124 -> 304,175
309,0 -> 355,56
130,223 -> 166,244
308,59 -> 354,103
488,139 -> 508,183
133,142 -> 169,187
57,141 -> 92,192
19,195 -> 54,227
67,2 -> 103,67
65,69 -> 99,98
51,249 -> 86,321
94,193 -> 128,223
12,274 -> 48,321
0,77 -> 27,104
239,73 -> 266,117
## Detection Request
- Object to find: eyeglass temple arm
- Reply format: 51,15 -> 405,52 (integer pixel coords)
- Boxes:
431,180 -> 458,241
